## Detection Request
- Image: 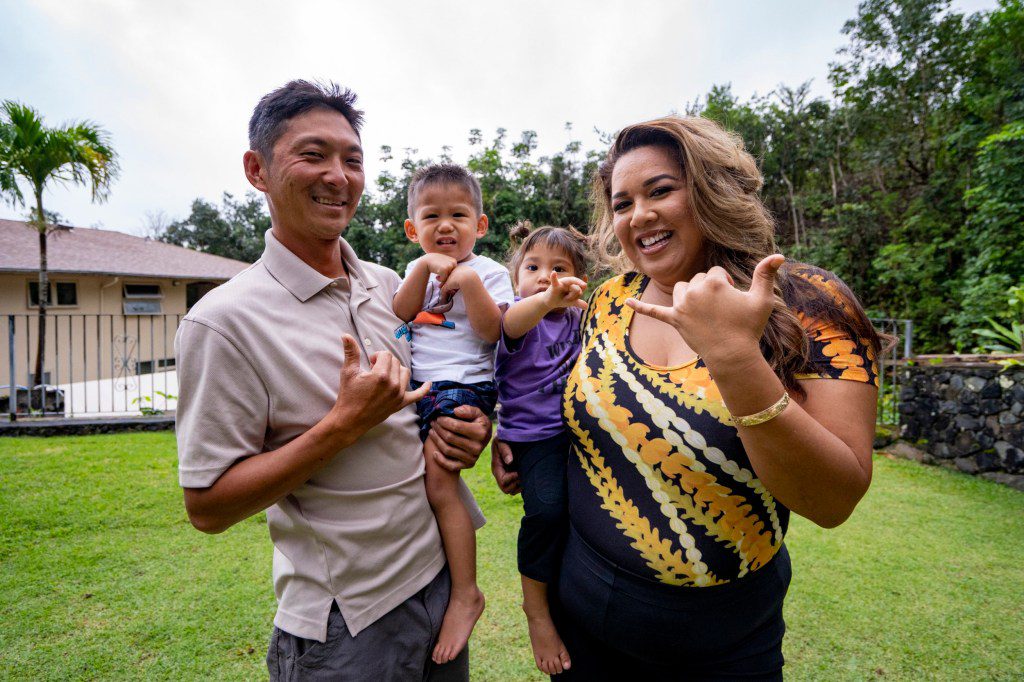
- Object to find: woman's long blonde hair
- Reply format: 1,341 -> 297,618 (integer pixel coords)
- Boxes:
591,116 -> 883,392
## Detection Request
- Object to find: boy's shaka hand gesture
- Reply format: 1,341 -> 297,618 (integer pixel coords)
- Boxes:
542,272 -> 586,311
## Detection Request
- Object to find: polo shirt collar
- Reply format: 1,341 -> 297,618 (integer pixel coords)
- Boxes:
261,229 -> 379,303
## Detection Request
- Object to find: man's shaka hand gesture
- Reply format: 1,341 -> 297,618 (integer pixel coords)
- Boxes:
328,335 -> 429,435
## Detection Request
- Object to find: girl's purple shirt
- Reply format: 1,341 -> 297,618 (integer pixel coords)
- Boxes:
494,300 -> 583,442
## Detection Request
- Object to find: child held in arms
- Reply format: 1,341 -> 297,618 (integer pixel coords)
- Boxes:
392,164 -> 514,664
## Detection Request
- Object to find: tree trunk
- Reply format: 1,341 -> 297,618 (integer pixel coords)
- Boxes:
33,192 -> 48,411
873,168 -> 888,195
781,170 -> 800,247
828,158 -> 838,204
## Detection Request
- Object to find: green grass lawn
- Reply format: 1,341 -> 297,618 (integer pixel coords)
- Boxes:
0,432 -> 1021,681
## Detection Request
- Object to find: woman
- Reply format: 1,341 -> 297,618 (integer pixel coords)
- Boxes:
492,116 -> 883,680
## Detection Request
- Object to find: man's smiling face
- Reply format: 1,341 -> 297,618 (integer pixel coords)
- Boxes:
258,107 -> 365,241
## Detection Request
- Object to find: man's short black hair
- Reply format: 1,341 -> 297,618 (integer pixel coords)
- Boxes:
248,80 -> 364,159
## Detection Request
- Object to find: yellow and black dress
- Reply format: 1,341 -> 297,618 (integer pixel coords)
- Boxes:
555,269 -> 878,680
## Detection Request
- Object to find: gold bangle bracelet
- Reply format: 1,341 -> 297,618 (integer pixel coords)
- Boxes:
731,392 -> 791,427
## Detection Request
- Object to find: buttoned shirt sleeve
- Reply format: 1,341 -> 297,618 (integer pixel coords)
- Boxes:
175,318 -> 269,488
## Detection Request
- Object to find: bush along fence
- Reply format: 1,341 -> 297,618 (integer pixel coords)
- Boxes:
899,356 -> 1024,490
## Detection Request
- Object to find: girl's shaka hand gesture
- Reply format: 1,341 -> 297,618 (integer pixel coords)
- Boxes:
542,272 -> 587,311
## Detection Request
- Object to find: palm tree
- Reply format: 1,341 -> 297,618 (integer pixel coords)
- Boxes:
0,101 -> 119,410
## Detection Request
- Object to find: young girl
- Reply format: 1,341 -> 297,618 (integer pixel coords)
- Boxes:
495,222 -> 589,675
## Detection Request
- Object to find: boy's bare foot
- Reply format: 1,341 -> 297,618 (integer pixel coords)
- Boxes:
527,612 -> 571,674
432,587 -> 485,664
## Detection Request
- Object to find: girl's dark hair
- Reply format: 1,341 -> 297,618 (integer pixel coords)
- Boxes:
506,221 -> 590,286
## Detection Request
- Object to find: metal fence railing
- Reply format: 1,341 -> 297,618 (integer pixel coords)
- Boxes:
870,318 -> 913,427
3,313 -> 913,423
3,313 -> 183,421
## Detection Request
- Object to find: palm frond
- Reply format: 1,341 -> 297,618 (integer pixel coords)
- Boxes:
0,99 -> 120,207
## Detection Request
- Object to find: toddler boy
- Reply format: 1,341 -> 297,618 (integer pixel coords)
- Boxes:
392,163 -> 514,664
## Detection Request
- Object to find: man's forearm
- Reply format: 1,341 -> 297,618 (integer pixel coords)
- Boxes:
183,415 -> 363,534
184,338 -> 429,533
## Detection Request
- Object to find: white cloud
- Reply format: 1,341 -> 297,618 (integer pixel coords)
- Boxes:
0,0 -> 999,232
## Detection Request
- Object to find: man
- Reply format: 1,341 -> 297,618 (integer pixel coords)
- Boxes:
175,80 -> 491,681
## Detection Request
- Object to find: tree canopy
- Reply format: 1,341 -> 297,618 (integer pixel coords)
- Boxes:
157,0 -> 1023,354
160,192 -> 268,264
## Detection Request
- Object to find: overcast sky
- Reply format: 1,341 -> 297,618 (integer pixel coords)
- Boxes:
1,0 -> 998,234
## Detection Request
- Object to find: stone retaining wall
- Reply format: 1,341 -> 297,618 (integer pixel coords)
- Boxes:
899,358 -> 1024,489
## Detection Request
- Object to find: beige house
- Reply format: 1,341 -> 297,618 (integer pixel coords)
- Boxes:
1,219 -> 249,410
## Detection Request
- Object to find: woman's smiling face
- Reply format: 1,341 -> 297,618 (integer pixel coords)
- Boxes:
610,145 -> 707,288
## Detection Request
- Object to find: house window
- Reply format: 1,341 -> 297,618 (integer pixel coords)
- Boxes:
27,281 -> 78,307
186,281 -> 218,311
136,357 -> 176,374
123,283 -> 163,315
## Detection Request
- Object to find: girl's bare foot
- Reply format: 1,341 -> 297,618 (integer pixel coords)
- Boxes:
432,587 -> 485,664
527,612 -> 571,674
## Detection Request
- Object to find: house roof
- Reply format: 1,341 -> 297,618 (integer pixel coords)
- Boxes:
0,219 -> 251,280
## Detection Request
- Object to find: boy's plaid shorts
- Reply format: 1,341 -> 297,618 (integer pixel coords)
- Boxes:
410,379 -> 498,442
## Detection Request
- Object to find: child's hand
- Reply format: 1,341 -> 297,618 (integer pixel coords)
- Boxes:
440,264 -> 480,298
421,253 -> 459,286
541,272 -> 586,310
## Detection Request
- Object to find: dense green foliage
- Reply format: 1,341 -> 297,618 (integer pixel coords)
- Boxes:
344,126 -> 603,272
160,192 -> 268,264
159,0 -> 1024,353
954,122 -> 1024,345
688,0 -> 1024,351
1,432 -> 1022,680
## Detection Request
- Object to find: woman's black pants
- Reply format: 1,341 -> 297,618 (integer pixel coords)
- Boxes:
553,527 -> 791,681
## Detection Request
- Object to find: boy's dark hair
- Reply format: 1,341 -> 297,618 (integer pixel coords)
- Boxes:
506,221 -> 590,286
407,163 -> 483,218
248,80 -> 364,159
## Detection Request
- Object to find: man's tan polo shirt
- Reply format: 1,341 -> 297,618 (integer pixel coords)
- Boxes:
175,230 -> 483,642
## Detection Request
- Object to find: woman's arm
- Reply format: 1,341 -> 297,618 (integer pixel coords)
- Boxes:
490,438 -> 522,494
626,255 -> 877,528
702,346 -> 875,527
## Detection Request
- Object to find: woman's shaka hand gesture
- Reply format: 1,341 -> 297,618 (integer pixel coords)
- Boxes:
625,254 -> 784,363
